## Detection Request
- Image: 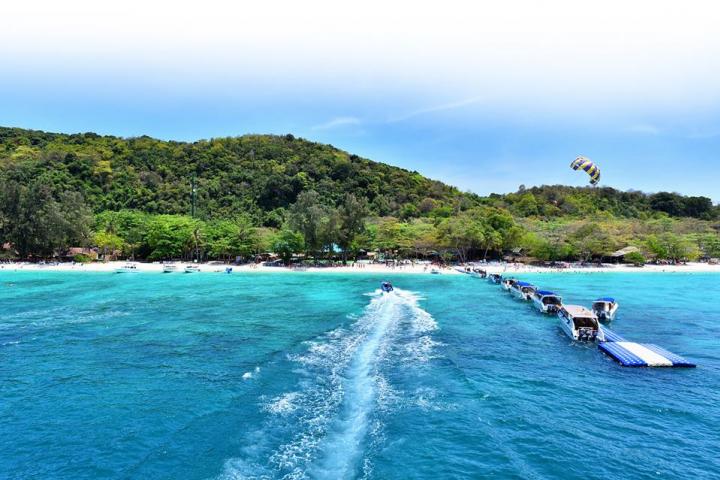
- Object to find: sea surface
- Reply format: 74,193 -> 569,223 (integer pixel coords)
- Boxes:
1,270 -> 719,479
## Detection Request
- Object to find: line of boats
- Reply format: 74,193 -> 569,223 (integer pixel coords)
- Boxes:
489,274 -> 619,342
115,263 -> 212,274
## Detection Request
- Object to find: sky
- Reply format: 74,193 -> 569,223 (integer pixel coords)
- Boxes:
1,0 -> 719,200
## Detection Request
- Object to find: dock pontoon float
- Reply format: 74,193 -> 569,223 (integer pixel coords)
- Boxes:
598,327 -> 695,367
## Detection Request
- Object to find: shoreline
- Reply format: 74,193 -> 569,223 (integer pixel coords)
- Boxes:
1,261 -> 718,275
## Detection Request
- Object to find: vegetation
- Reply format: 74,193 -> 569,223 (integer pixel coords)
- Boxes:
0,126 -> 718,263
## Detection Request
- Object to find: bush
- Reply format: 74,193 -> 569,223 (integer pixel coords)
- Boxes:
623,251 -> 646,266
72,253 -> 94,263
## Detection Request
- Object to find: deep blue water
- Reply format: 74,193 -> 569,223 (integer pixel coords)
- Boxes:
1,271 -> 719,479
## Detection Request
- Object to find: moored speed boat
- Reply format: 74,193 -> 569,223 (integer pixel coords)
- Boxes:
115,262 -> 139,273
501,278 -> 517,291
510,281 -> 536,300
532,290 -> 563,313
557,305 -> 603,341
184,265 -> 200,273
592,297 -> 619,322
380,281 -> 394,293
162,264 -> 178,273
472,268 -> 487,278
488,273 -> 502,284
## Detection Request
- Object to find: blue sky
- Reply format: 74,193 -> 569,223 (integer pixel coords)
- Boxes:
2,1 -> 719,201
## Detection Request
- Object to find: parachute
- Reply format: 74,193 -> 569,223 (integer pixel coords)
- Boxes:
570,156 -> 601,185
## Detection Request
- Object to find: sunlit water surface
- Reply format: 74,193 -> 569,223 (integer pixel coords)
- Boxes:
1,271 -> 718,479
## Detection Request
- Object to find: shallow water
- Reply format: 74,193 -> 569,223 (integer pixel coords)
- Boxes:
1,271 -> 718,479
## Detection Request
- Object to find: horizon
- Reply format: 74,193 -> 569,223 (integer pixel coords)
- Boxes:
2,1 -> 719,201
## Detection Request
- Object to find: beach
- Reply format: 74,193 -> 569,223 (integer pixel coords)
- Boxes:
2,260 -> 718,275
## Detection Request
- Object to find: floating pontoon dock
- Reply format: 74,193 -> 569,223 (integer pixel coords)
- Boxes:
598,326 -> 696,368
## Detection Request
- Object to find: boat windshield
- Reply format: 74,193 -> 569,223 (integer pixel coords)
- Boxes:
573,317 -> 597,328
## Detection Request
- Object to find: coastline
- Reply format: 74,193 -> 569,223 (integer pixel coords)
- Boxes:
1,261 -> 718,275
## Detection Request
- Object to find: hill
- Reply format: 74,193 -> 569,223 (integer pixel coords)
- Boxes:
0,127 -> 473,226
0,126 -> 718,262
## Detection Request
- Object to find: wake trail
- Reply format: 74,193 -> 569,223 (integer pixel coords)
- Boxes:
216,288 -> 439,480
308,293 -> 400,479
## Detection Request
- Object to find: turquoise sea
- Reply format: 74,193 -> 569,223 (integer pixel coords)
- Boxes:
1,271 -> 718,479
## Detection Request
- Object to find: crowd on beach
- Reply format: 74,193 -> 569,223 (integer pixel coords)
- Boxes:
1,257 -> 718,275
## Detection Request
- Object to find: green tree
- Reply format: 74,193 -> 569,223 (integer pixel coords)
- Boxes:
623,251 -> 646,266
437,215 -> 486,263
289,190 -> 339,257
272,229 -> 304,265
144,215 -> 201,261
93,231 -> 125,260
337,193 -> 369,263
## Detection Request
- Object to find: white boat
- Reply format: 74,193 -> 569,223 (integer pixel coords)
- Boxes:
472,268 -> 487,278
592,297 -> 619,322
510,281 -> 536,300
501,278 -> 517,291
162,264 -> 178,273
488,273 -> 502,284
115,262 -> 139,273
557,305 -> 603,341
430,268 -> 441,275
184,265 -> 200,273
532,290 -> 563,314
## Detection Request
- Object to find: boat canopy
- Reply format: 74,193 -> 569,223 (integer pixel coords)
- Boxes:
572,316 -> 599,328
516,281 -> 534,287
596,297 -> 616,303
536,290 -> 558,296
563,305 -> 595,317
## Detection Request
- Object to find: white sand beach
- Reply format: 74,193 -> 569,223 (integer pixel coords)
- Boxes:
1,260 -> 718,275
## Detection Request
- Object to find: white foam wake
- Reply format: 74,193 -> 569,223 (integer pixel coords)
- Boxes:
216,288 -> 439,480
308,293 -> 401,479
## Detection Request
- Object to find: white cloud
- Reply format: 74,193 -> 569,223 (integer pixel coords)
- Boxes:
387,96 -> 485,123
2,1 -> 720,114
311,116 -> 362,130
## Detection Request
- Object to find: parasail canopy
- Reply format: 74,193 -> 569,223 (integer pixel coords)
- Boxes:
570,156 -> 601,185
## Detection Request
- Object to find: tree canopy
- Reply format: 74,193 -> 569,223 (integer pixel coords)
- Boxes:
0,126 -> 718,263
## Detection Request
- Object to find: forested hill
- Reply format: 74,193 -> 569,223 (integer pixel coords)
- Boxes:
0,127 -> 473,226
1,126 -> 718,224
1,126 -> 718,263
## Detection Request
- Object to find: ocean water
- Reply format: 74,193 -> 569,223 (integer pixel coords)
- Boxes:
1,270 -> 719,480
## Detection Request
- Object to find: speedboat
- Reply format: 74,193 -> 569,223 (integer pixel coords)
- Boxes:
115,262 -> 139,273
501,278 -> 518,291
162,264 -> 177,273
510,281 -> 537,300
184,265 -> 200,273
592,297 -> 619,322
557,305 -> 603,341
473,268 -> 487,278
380,281 -> 394,293
532,290 -> 563,314
488,273 -> 502,284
